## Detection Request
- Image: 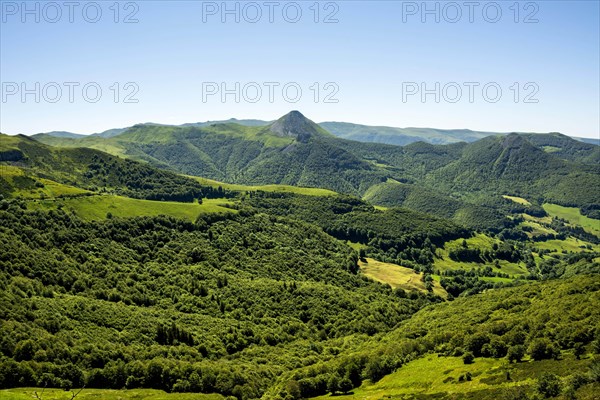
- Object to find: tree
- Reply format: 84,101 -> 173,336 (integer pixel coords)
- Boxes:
338,376 -> 353,394
529,338 -> 557,361
364,356 -> 389,382
589,358 -> 600,383
574,342 -> 585,360
14,340 -> 35,361
537,373 -> 561,398
508,345 -> 525,363
466,333 -> 490,357
327,374 -> 340,394
285,380 -> 301,400
463,351 -> 475,364
490,338 -> 508,358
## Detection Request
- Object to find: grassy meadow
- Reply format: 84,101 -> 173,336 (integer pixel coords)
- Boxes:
190,176 -> 338,197
313,354 -> 597,400
359,258 -> 447,297
0,388 -> 225,400
434,234 -> 527,277
27,195 -> 235,221
543,203 -> 600,236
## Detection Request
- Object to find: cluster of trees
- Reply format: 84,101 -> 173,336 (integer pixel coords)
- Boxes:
580,203 -> 600,219
448,241 -> 523,264
85,156 -> 236,202
439,269 -> 513,297
244,192 -> 469,269
548,218 -> 600,245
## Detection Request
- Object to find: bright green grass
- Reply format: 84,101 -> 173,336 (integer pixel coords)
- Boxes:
0,166 -> 90,199
543,203 -> 600,237
189,176 -> 337,196
435,257 -> 526,277
314,354 -> 594,400
200,123 -> 296,147
37,179 -> 91,197
346,241 -> 368,252
520,220 -> 557,238
14,178 -> 91,199
502,195 -> 531,206
480,276 -> 515,283
542,145 -> 561,153
0,133 -> 22,151
444,234 -> 497,253
27,195 -> 235,221
0,388 -> 224,400
0,164 -> 26,179
534,236 -> 600,254
315,356 -> 514,400
434,234 -> 527,277
522,213 -> 553,225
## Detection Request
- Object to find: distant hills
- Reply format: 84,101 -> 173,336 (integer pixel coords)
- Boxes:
31,117 -> 599,146
22,111 -> 599,230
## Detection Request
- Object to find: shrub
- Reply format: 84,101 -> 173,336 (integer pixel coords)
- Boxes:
536,372 -> 561,398
508,345 -> 525,363
463,352 -> 474,364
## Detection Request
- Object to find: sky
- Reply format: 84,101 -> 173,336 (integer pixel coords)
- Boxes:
0,0 -> 599,138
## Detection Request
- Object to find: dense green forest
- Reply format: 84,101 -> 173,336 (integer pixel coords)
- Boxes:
1,200 -> 599,399
0,200 -> 435,397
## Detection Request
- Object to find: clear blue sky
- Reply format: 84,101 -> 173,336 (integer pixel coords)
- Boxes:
1,1 -> 599,138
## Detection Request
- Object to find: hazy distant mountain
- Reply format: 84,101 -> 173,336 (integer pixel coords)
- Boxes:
319,122 -> 507,145
181,118 -> 273,128
37,131 -> 85,139
33,118 -> 598,148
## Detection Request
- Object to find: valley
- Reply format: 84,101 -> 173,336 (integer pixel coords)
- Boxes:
1,112 -> 599,399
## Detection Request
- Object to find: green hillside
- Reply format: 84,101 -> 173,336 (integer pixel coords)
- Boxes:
0,202 -> 432,397
27,196 -> 235,221
1,197 -> 599,399
31,113 -> 599,228
265,275 -> 600,399
0,133 -> 236,203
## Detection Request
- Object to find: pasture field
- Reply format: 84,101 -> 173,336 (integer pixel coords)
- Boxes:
0,388 -> 224,400
189,176 -> 337,197
27,195 -> 235,221
313,354 -> 596,400
359,258 -> 447,297
502,195 -> 532,206
434,234 -> 527,277
543,203 -> 600,237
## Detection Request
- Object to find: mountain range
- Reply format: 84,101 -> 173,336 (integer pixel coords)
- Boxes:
32,116 -> 600,146
25,111 -> 599,228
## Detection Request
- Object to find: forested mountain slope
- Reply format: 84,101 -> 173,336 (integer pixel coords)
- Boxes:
30,112 -> 599,231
